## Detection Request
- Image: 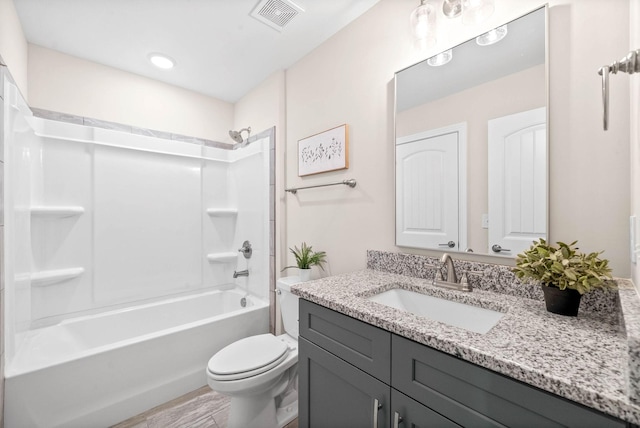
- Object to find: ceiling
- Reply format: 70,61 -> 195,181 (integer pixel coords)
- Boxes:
13,0 -> 381,103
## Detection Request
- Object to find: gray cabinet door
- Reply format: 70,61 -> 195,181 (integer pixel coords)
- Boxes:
391,389 -> 461,428
299,337 -> 391,428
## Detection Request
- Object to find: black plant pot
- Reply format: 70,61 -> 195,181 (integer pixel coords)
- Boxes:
541,285 -> 582,316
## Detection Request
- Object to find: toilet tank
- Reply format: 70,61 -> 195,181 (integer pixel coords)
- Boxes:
277,277 -> 301,339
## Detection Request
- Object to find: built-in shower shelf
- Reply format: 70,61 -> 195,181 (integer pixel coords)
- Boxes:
207,252 -> 238,263
31,267 -> 85,287
206,208 -> 238,217
31,206 -> 85,218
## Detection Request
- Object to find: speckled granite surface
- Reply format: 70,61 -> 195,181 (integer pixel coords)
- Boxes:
619,278 -> 640,407
291,264 -> 640,423
366,250 -> 619,314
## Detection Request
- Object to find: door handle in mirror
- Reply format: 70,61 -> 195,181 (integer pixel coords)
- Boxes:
491,244 -> 511,253
439,241 -> 455,248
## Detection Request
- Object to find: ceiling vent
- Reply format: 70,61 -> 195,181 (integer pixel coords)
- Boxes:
250,0 -> 304,32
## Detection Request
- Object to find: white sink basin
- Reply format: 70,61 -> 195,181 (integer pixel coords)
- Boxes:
368,288 -> 505,334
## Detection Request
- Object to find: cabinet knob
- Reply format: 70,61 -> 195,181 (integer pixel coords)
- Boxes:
439,241 -> 456,248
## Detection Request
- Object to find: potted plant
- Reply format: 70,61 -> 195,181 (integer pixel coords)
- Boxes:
283,242 -> 327,281
513,239 -> 613,316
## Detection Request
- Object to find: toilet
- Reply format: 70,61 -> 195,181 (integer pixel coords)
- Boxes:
206,277 -> 300,428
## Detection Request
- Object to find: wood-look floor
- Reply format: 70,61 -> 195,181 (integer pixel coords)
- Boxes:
112,386 -> 298,428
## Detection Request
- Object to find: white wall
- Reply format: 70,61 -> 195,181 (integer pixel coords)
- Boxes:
0,0 -> 28,97
27,44 -> 234,142
234,71 -> 288,274
285,0 -> 631,277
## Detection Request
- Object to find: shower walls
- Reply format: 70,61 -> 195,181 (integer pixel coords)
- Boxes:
3,76 -> 272,366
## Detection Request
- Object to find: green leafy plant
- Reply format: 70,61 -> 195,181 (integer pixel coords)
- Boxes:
283,242 -> 327,271
513,239 -> 613,294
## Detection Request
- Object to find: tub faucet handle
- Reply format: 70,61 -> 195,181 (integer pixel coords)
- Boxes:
238,240 -> 252,259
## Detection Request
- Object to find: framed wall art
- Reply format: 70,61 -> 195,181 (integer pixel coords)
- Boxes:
298,124 -> 349,176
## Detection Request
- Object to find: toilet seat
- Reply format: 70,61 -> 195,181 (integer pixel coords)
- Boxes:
208,334 -> 290,381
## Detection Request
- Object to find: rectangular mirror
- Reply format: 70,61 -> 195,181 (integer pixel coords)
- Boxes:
395,6 -> 547,258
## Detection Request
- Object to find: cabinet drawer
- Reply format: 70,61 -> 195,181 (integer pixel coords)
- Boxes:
300,299 -> 391,383
392,335 -> 625,428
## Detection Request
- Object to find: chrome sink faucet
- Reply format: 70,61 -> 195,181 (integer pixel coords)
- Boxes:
440,253 -> 458,284
432,253 -> 472,292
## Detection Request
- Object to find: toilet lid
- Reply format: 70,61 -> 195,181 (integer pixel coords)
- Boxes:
208,334 -> 289,379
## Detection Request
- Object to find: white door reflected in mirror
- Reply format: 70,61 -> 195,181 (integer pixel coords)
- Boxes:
396,123 -> 467,250
488,107 -> 547,256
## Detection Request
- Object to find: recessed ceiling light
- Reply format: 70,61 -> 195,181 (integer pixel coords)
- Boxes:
148,53 -> 175,69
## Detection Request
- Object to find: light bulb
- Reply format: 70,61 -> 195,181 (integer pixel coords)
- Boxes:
410,0 -> 437,46
462,0 -> 495,25
476,25 -> 508,46
427,49 -> 453,66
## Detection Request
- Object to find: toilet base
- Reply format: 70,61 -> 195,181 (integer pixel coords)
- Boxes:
224,366 -> 298,428
226,394 -> 298,428
228,394 -> 275,428
276,398 -> 298,427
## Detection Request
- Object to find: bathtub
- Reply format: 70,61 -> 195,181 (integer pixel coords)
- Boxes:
4,287 -> 269,428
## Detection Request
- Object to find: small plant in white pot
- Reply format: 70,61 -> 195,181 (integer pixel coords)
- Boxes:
283,242 -> 327,281
513,239 -> 614,316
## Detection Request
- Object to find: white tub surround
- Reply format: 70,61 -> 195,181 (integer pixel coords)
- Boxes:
3,79 -> 274,427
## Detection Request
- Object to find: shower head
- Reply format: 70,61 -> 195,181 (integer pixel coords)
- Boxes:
229,127 -> 251,144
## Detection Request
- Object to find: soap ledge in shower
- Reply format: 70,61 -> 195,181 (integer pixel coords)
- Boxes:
31,267 -> 85,287
207,253 -> 238,263
206,208 -> 238,217
30,206 -> 85,218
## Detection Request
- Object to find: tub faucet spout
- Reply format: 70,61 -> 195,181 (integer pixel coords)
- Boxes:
233,269 -> 249,278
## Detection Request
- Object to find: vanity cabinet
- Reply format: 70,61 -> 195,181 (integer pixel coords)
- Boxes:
298,299 -> 628,428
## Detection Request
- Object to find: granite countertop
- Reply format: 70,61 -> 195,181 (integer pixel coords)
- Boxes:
291,269 -> 640,424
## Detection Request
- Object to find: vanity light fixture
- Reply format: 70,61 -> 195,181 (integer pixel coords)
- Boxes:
476,24 -> 508,46
148,53 -> 175,70
413,0 -> 495,49
410,0 -> 437,46
442,0 -> 494,23
461,0 -> 495,25
427,49 -> 453,66
442,0 -> 462,18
